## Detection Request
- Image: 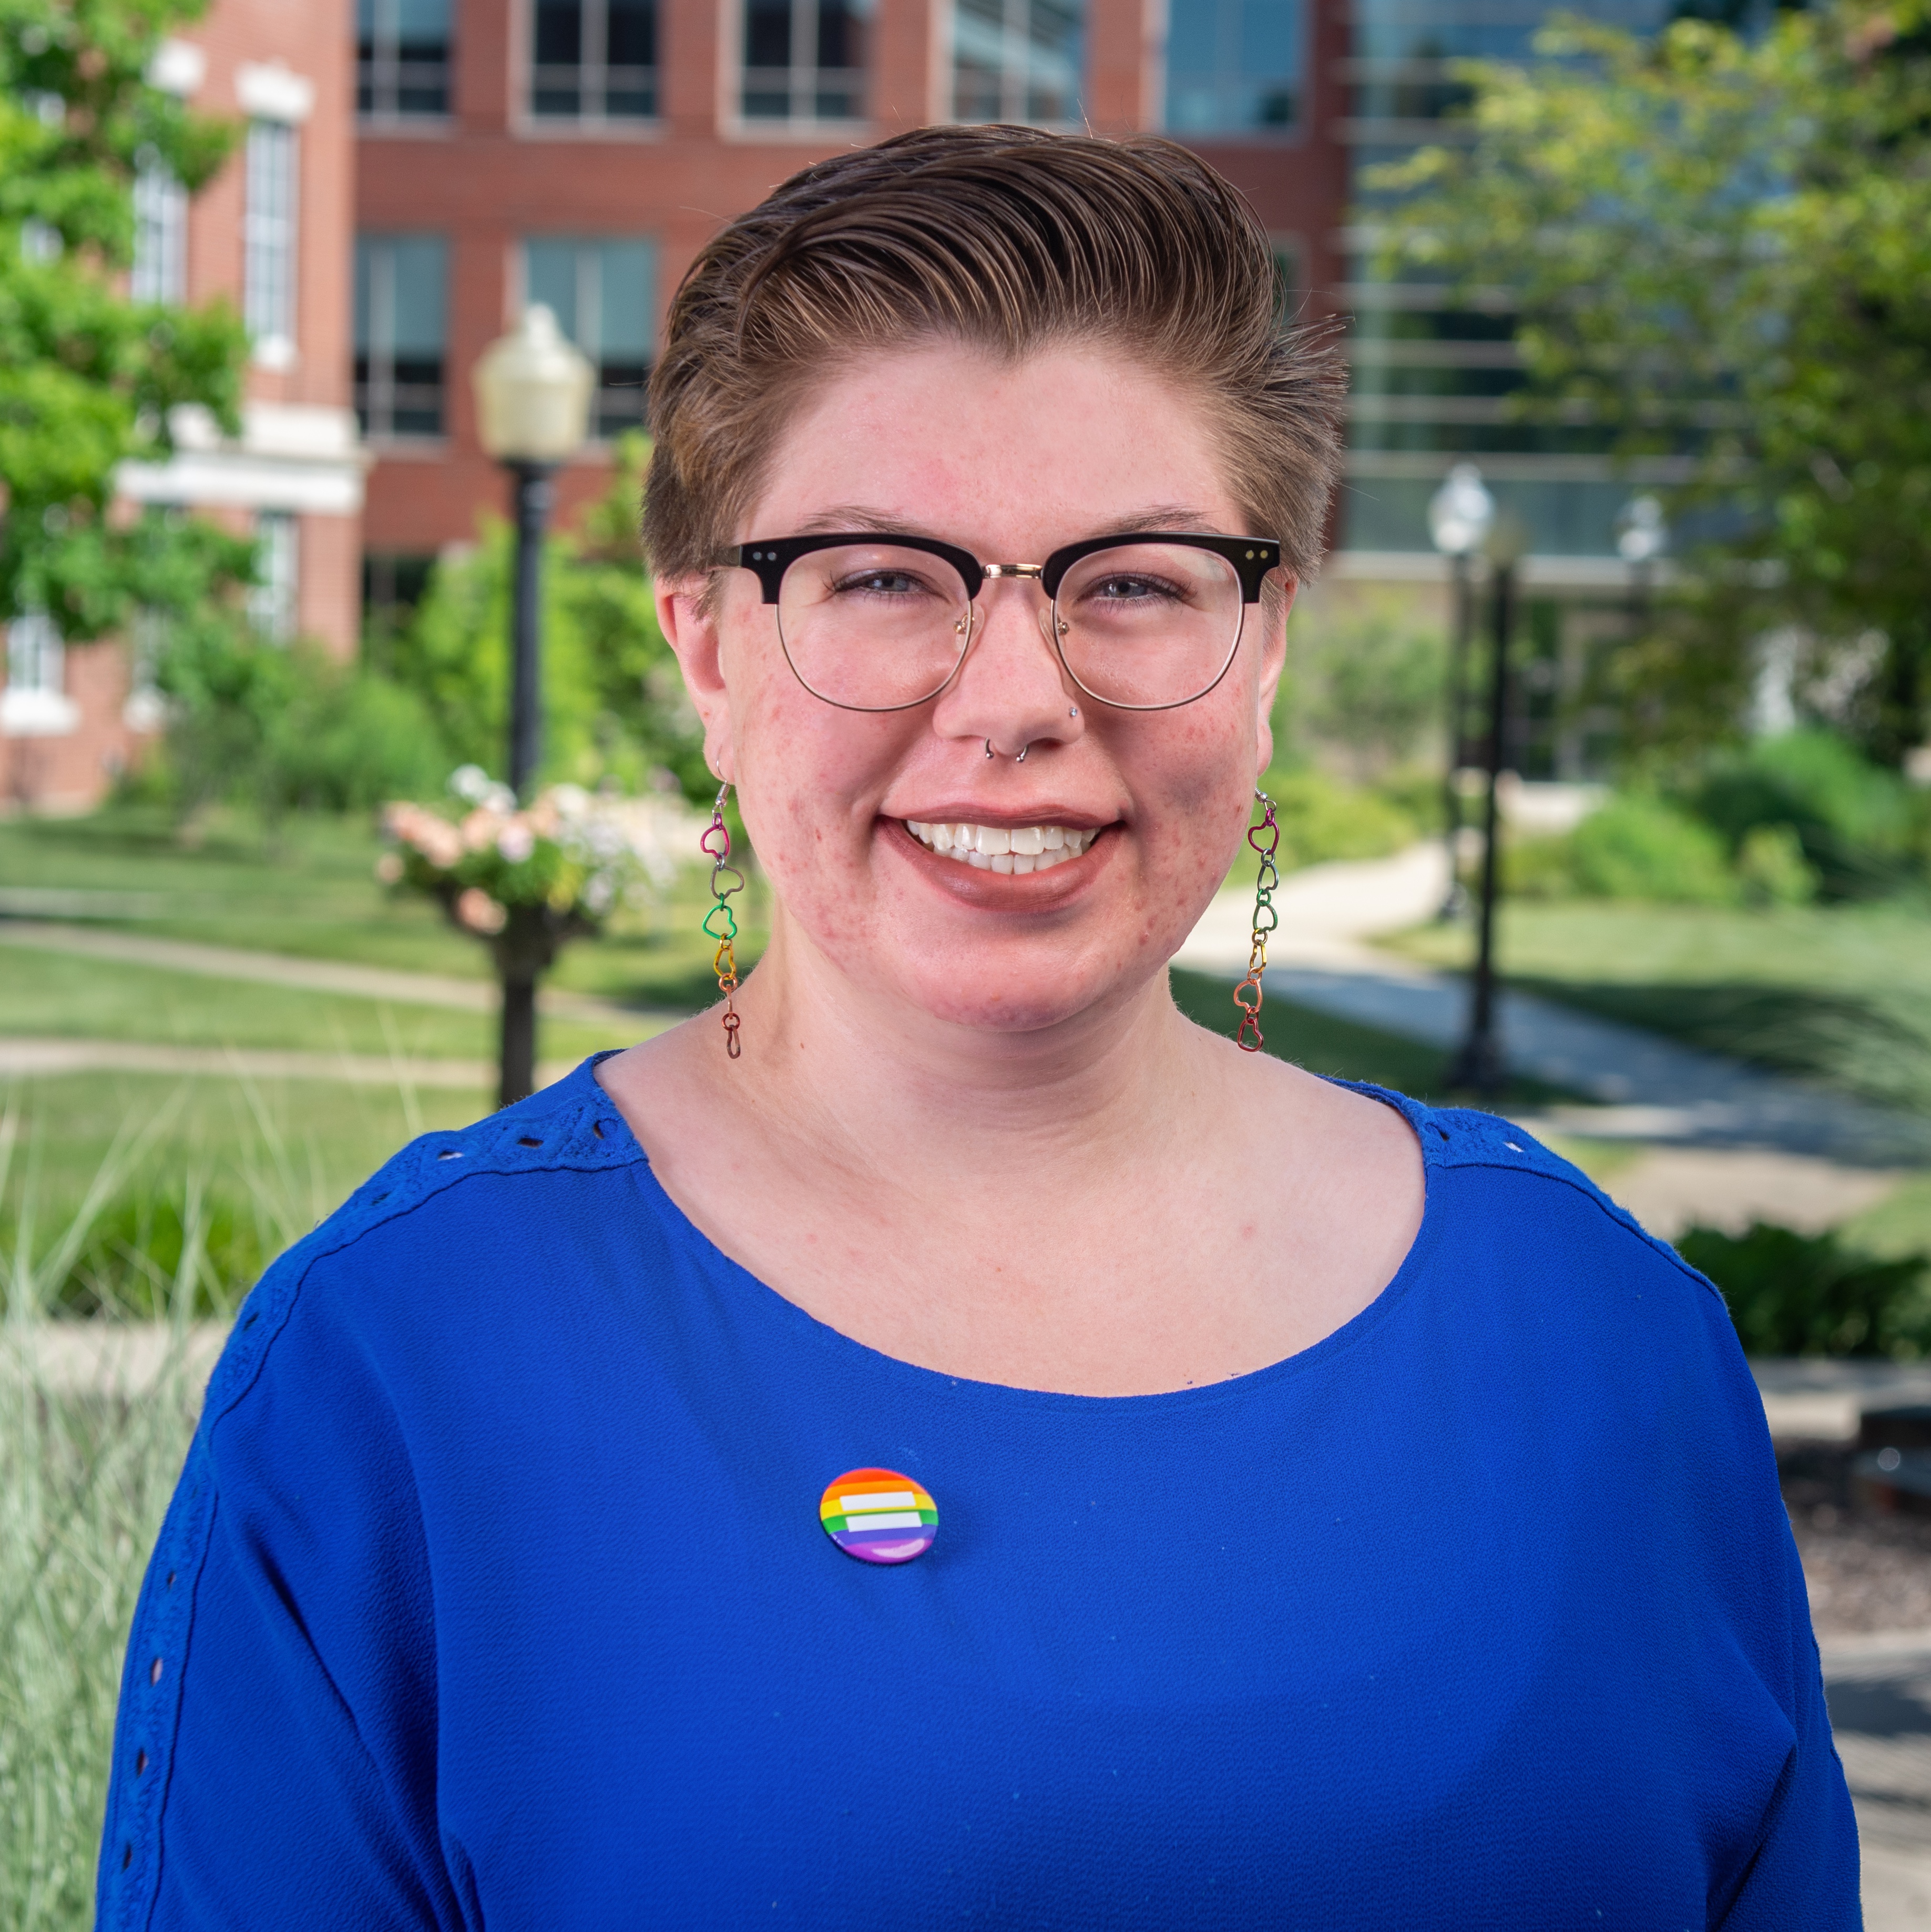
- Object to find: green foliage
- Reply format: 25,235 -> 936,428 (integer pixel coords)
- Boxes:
1735,824 -> 1820,907
1256,767 -> 1420,872
1566,794 -> 1740,904
393,437 -> 709,801
1374,0 -> 1931,764
1284,596 -> 1446,782
156,627 -> 451,819
1679,1219 -> 1931,1358
1694,728 -> 1919,898
0,0 -> 252,639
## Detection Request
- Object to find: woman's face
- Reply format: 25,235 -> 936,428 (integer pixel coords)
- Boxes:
659,339 -> 1293,1037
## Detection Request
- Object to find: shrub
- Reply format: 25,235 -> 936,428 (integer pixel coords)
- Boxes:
1678,1220 -> 1931,1358
1285,596 -> 1446,783
1565,794 -> 1739,904
1256,768 -> 1419,872
1734,823 -> 1820,906
1694,729 -> 1918,898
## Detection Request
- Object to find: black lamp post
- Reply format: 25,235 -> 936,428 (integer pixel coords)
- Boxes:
1427,464 -> 1495,921
1447,509 -> 1529,1099
471,303 -> 594,1107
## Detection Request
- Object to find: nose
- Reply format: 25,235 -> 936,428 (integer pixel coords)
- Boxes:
933,577 -> 1082,761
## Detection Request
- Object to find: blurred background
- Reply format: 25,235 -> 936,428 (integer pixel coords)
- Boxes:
4,0 -> 1931,1915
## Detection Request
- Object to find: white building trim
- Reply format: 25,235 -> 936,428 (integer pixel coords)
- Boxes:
116,403 -> 367,515
237,61 -> 316,122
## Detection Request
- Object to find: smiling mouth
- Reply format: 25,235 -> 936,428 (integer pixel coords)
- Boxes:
903,820 -> 1100,875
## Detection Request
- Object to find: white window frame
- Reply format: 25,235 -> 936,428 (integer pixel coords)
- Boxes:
950,0 -> 1084,127
243,119 -> 299,366
131,159 -> 188,304
359,0 -> 454,118
529,0 -> 658,122
250,512 -> 301,642
2,612 -> 80,737
738,0 -> 867,127
356,234 -> 448,439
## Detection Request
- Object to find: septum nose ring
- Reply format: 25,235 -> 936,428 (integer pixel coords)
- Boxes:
984,739 -> 1032,763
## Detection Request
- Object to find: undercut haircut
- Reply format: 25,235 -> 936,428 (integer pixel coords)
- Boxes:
642,125 -> 1346,588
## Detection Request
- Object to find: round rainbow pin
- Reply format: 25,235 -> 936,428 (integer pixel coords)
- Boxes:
819,1468 -> 938,1565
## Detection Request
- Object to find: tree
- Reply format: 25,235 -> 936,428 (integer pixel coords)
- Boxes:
1375,0 -> 1931,764
1,0 -> 253,644
393,436 -> 710,800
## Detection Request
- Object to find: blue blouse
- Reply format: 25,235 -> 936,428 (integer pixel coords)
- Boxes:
99,1056 -> 1858,1928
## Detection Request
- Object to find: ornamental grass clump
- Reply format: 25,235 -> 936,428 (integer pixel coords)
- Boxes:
0,1096 -> 298,1932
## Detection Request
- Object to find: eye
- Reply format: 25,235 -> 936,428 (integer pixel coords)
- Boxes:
1083,572 -> 1184,604
831,567 -> 937,599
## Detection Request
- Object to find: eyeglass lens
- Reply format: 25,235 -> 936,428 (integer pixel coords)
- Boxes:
773,542 -> 1246,713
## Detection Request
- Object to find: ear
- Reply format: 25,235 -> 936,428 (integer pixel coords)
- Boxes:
656,573 -> 735,784
1253,571 -> 1297,779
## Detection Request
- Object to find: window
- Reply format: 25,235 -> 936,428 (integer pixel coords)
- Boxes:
2,612 -> 78,737
531,0 -> 656,119
358,0 -> 452,115
952,0 -> 1081,124
741,0 -> 866,121
362,554 -> 436,671
523,238 -> 655,439
131,161 -> 188,303
250,513 -> 300,642
356,234 -> 448,436
243,120 -> 299,362
1164,0 -> 1299,132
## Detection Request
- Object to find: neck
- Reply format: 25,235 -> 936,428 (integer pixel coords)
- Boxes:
716,908 -> 1209,1182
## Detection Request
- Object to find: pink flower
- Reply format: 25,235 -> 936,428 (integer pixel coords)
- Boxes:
454,887 -> 507,935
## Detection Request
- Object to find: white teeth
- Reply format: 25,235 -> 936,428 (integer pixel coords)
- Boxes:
903,820 -> 1100,871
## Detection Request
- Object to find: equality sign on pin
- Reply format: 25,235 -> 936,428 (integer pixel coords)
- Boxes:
820,1468 -> 937,1565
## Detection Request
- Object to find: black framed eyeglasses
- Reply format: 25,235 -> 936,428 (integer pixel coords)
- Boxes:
717,531 -> 1284,713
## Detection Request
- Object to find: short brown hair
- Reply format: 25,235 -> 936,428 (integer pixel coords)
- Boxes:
643,126 -> 1344,586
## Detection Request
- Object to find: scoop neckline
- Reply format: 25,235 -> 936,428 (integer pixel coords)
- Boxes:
580,1050 -> 1447,1415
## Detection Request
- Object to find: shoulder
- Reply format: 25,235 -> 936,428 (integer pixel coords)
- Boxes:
1339,1079 -> 1731,1330
199,1057 -> 651,1430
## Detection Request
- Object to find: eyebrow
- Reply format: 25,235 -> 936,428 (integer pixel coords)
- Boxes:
793,505 -> 1226,547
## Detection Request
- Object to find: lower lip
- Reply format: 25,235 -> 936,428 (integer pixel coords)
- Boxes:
883,819 -> 1110,906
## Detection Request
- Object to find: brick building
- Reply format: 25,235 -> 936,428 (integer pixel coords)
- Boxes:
352,0 -> 1347,595
2,0 -> 362,811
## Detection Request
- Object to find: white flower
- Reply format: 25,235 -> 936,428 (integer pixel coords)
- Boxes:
449,764 -> 493,804
497,823 -> 536,864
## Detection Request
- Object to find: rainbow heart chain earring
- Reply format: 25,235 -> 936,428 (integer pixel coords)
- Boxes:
701,783 -> 744,1059
1233,788 -> 1279,1052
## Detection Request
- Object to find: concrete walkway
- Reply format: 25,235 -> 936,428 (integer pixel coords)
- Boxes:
0,917 -> 671,1027
0,1037 -> 608,1087
1177,847 -> 1931,1166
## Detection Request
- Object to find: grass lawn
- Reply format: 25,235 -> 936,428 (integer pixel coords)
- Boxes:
1388,898 -> 1931,1116
0,804 -> 763,1008
0,939 -> 648,1062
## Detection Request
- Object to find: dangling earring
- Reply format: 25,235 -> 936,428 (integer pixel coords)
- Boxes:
1233,788 -> 1279,1054
700,781 -> 744,1060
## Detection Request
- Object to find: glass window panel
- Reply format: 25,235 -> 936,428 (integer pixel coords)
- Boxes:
525,238 -> 581,344
597,240 -> 653,359
1165,0 -> 1298,132
242,120 -> 298,351
953,0 -> 1081,125
606,0 -> 656,66
745,0 -> 792,68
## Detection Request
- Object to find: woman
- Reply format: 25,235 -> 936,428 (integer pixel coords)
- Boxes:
100,128 -> 1855,1927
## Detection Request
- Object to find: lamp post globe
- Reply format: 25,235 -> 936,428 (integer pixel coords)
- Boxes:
1613,493 -> 1669,568
469,304 -> 595,1110
1427,464 -> 1496,922
1428,462 -> 1495,560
